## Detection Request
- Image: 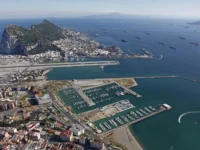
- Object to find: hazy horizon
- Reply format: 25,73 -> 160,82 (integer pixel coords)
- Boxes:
0,0 -> 200,20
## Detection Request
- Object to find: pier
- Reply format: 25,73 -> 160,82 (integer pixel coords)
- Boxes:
100,106 -> 169,137
128,50 -> 134,55
72,82 -> 95,106
133,75 -> 179,79
113,80 -> 142,98
100,65 -> 104,71
178,76 -> 200,84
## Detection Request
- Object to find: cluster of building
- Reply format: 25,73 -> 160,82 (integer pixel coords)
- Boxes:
19,86 -> 52,108
53,28 -> 122,58
0,83 -> 108,150
0,87 -> 18,111
0,100 -> 18,111
0,55 -> 27,59
0,87 -> 13,99
0,122 -> 105,150
0,51 -> 61,61
53,28 -> 100,54
10,69 -> 46,83
35,94 -> 52,105
28,51 -> 61,61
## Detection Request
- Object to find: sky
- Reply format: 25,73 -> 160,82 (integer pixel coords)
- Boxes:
0,0 -> 199,19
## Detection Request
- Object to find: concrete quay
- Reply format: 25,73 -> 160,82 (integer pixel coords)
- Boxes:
113,81 -> 142,98
72,82 -> 95,106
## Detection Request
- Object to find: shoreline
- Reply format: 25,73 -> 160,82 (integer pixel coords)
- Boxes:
128,125 -> 145,150
113,125 -> 143,150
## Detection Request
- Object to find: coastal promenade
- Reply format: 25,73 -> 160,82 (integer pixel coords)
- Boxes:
0,61 -> 120,69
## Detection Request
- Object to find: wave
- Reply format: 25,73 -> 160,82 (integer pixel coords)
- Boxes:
178,111 -> 200,123
171,146 -> 174,150
157,54 -> 163,60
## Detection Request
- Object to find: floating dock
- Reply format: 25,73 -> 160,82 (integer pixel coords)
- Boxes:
97,104 -> 172,135
114,81 -> 142,98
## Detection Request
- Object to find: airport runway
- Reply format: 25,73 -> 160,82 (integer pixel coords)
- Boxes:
0,61 -> 120,69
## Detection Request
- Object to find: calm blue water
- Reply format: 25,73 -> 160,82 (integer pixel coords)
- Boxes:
1,17 -> 200,150
43,18 -> 200,80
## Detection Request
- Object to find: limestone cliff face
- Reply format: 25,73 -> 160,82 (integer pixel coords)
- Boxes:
0,28 -> 27,55
0,20 -> 62,55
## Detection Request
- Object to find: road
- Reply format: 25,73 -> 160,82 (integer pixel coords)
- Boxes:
46,89 -> 79,124
0,61 -> 120,69
46,89 -> 111,145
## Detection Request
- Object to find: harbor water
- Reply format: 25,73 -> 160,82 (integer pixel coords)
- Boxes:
1,18 -> 200,150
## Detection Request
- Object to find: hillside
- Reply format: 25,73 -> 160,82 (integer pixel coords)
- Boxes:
188,20 -> 200,25
0,19 -> 64,55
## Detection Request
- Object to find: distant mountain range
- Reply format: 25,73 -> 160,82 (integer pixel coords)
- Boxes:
83,13 -> 149,19
188,20 -> 200,25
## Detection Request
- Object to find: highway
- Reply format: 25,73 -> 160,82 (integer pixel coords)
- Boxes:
0,61 -> 120,69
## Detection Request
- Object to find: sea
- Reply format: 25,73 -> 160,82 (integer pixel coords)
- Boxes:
1,17 -> 200,150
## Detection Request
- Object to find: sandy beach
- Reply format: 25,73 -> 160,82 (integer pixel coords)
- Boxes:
113,126 -> 143,150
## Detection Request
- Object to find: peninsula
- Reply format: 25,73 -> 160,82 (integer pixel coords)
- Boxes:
188,20 -> 200,25
0,19 -> 153,60
0,19 -> 122,56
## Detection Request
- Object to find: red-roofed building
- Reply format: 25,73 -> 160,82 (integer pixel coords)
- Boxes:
1,145 -> 10,150
28,131 -> 41,141
90,141 -> 105,150
41,140 -> 48,149
26,122 -> 40,132
0,130 -> 9,138
54,121 -> 63,128
60,130 -> 73,142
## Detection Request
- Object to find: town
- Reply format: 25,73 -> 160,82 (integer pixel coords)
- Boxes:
0,75 -> 172,150
0,83 -> 111,150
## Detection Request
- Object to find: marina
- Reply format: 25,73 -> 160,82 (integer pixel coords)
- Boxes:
58,81 -> 141,114
45,18 -> 200,150
94,104 -> 172,133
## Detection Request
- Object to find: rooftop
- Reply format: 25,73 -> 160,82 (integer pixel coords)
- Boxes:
60,130 -> 72,137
